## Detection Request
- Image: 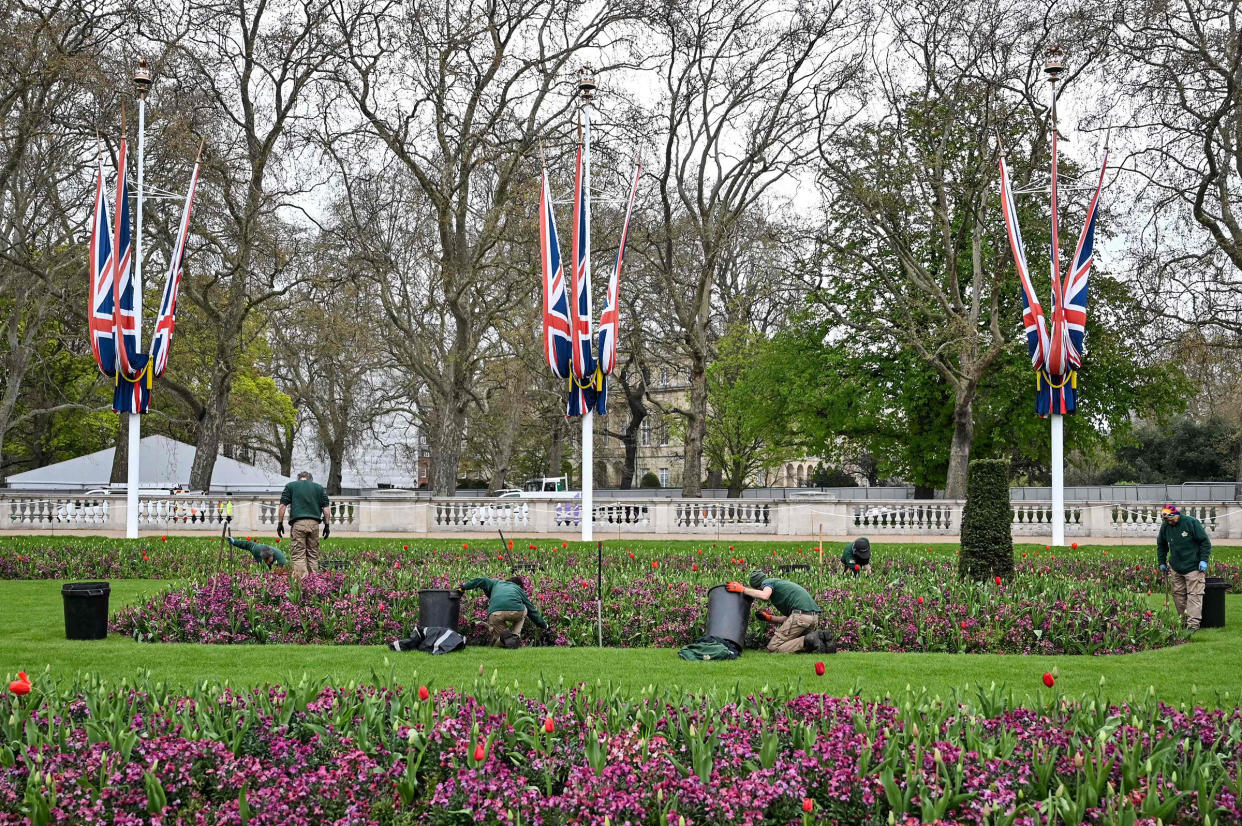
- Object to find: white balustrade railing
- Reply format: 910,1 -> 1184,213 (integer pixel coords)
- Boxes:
852,501 -> 958,535
1,493 -> 1239,538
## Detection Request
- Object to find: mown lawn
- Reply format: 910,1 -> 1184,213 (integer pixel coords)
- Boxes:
2,574 -> 1240,708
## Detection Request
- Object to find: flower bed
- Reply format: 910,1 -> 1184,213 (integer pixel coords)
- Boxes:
110,559 -> 1185,654
2,673 -> 1240,824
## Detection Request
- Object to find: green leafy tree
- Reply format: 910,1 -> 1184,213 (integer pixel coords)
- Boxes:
703,329 -> 796,497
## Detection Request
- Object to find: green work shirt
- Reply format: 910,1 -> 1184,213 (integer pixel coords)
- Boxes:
461,577 -> 548,629
280,479 -> 329,523
1157,514 -> 1211,574
231,537 -> 288,567
761,578 -> 819,616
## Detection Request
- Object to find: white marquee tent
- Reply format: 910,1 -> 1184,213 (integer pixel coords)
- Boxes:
4,435 -> 291,493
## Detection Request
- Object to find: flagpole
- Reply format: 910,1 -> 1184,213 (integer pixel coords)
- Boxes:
1046,47 -> 1065,548
579,67 -> 595,543
128,57 -> 152,540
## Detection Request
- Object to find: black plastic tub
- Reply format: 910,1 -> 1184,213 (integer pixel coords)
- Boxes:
62,581 -> 110,640
705,584 -> 753,647
418,589 -> 461,629
1202,576 -> 1231,629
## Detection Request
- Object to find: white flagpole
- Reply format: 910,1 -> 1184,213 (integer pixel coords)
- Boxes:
1046,48 -> 1065,547
579,67 -> 595,543
128,58 -> 152,539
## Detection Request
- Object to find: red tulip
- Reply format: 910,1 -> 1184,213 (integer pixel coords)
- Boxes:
497,554 -> 505,560
507,540 -> 513,550
142,555 -> 149,562
561,542 -> 567,548
1042,672 -> 1055,688
473,743 -> 486,762
161,536 -> 167,542
697,549 -> 703,555
692,563 -> 698,572
462,543 -> 469,550
580,580 -> 589,588
994,576 -> 1002,585
9,679 -> 30,696
1045,545 -> 1050,550
246,536 -> 252,541
651,560 -> 659,569
1071,542 -> 1079,549
803,798 -> 814,813
917,596 -> 924,605
728,545 -> 734,550
854,564 -> 860,571
403,544 -> 408,550
17,672 -> 27,682
926,546 -> 932,553
814,661 -> 825,676
529,544 -> 536,550
418,685 -> 429,701
960,620 -> 967,629
544,716 -> 555,733
395,561 -> 401,570
1022,553 -> 1027,558
629,553 -> 635,559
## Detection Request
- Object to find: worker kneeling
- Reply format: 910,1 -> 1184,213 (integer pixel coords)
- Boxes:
728,570 -> 834,654
460,575 -> 552,648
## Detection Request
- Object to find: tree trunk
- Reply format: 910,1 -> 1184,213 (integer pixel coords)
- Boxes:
326,438 -> 345,495
488,400 -> 523,493
944,396 -> 974,499
546,416 -> 564,478
109,418 -> 128,485
427,388 -> 466,496
279,426 -> 295,477
189,371 -> 234,491
726,460 -> 745,498
681,354 -> 708,497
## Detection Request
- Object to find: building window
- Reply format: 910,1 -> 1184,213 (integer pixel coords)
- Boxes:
659,368 -> 669,387
641,420 -> 652,447
658,423 -> 669,445
659,467 -> 669,488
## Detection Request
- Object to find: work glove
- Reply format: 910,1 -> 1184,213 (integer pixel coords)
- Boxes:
322,522 -> 331,539
726,581 -> 745,593
277,522 -> 285,540
540,626 -> 555,645
1158,563 -> 1168,573
757,609 -> 774,622
1199,561 -> 1208,572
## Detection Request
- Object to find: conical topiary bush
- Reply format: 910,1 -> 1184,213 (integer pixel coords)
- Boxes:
958,458 -> 1014,581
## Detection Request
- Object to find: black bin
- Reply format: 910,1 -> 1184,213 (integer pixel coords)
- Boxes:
705,584 -> 752,647
62,581 -> 110,640
1202,577 -> 1231,629
418,589 -> 461,629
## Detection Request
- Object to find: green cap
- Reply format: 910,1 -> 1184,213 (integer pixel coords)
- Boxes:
748,571 -> 767,589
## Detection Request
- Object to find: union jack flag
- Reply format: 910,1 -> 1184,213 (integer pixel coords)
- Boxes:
1045,127 -> 1070,380
999,156 -> 1048,370
594,162 -> 641,415
110,137 -> 141,382
1058,149 -> 1107,370
149,157 -> 201,378
539,164 -> 573,379
88,150 -> 118,377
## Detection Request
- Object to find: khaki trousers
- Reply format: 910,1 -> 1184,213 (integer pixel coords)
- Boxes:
768,612 -> 818,653
1168,569 -> 1205,630
488,609 -> 527,646
290,520 -> 320,580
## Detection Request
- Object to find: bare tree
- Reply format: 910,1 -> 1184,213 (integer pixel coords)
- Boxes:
1117,0 -> 1242,336
637,0 -> 869,496
325,0 -> 636,495
141,0 -> 335,490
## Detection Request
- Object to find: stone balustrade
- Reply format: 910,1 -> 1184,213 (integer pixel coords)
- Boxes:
2,494 -> 1240,539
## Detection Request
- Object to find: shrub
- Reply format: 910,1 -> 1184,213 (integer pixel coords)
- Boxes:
959,458 -> 1014,581
639,471 -> 661,488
